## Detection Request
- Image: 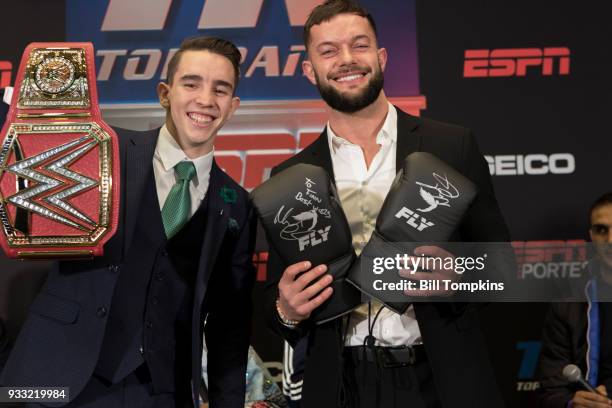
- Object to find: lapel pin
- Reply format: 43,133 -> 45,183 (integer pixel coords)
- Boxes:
220,186 -> 238,204
228,217 -> 240,235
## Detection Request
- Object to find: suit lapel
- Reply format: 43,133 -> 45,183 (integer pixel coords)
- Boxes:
306,129 -> 336,183
187,160 -> 230,407
395,107 -> 422,168
307,108 -> 423,183
193,160 -> 230,303
190,161 -> 231,401
123,129 -> 158,254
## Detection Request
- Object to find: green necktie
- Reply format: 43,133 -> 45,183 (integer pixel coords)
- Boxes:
161,161 -> 197,238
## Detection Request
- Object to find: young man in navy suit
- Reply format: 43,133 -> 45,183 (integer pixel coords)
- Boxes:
1,36 -> 256,408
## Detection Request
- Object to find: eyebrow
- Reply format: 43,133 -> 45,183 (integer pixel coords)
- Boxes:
212,79 -> 234,91
178,74 -> 203,82
178,75 -> 234,91
316,35 -> 372,50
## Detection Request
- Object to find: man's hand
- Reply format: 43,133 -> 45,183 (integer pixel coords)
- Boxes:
398,245 -> 459,297
573,385 -> 612,407
277,261 -> 334,322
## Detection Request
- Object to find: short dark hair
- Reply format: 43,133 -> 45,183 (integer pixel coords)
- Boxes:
166,36 -> 241,92
303,0 -> 378,49
590,192 -> 612,222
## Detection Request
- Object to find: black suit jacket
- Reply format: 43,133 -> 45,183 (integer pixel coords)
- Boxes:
264,108 -> 510,408
537,302 -> 588,408
1,128 -> 256,408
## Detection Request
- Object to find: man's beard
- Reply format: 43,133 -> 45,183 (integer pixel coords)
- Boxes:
314,66 -> 384,113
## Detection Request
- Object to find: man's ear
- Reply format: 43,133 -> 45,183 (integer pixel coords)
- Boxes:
157,82 -> 170,109
378,47 -> 388,72
302,60 -> 317,86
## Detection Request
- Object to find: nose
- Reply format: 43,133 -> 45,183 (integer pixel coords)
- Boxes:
194,88 -> 215,107
338,45 -> 356,66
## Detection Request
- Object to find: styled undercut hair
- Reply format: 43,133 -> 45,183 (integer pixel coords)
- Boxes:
303,0 -> 378,49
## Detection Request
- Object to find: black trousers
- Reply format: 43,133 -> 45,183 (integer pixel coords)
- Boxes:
342,347 -> 441,408
27,366 -> 192,408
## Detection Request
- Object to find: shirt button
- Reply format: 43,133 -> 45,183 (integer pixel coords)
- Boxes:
156,272 -> 163,281
160,249 -> 168,257
151,296 -> 159,305
108,264 -> 120,273
96,307 -> 107,318
146,321 -> 153,329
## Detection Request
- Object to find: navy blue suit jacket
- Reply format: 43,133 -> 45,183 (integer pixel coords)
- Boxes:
1,128 -> 256,408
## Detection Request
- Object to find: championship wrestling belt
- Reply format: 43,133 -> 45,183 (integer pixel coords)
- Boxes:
0,43 -> 119,259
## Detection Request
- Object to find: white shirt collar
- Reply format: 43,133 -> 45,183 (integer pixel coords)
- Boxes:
327,102 -> 398,152
154,124 -> 214,191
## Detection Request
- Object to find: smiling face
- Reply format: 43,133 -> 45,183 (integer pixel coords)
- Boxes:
591,203 -> 612,270
303,13 -> 387,113
157,50 -> 240,158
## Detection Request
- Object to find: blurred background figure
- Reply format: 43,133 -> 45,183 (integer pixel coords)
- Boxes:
538,192 -> 612,407
201,342 -> 288,408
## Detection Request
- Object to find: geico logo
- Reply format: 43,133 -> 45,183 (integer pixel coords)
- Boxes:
464,47 -> 570,77
484,153 -> 575,176
101,0 -> 323,31
0,61 -> 12,89
213,131 -> 319,190
96,45 -> 307,81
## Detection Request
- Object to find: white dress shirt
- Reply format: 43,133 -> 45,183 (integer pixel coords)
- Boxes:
327,103 -> 422,347
153,125 -> 213,214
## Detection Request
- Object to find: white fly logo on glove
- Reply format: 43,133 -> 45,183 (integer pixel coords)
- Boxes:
395,207 -> 434,231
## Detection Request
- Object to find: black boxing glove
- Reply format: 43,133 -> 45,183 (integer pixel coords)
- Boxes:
250,163 -> 361,324
347,152 -> 478,313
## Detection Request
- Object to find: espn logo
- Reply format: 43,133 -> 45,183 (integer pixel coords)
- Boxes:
512,240 -> 587,280
101,0 -> 323,30
0,61 -> 12,89
464,47 -> 570,78
214,131 -> 319,191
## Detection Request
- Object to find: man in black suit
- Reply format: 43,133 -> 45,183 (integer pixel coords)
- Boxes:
264,1 -> 509,407
1,36 -> 255,408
